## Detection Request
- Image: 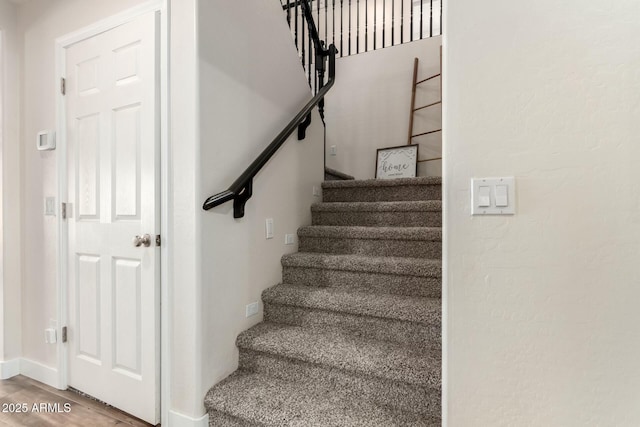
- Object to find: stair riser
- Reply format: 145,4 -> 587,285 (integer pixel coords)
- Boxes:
282,266 -> 441,298
264,304 -> 440,349
239,350 -> 441,417
312,211 -> 441,227
299,236 -> 441,259
323,185 -> 441,202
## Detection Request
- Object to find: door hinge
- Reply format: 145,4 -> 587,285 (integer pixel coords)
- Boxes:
60,77 -> 66,95
61,326 -> 68,343
61,202 -> 67,220
155,235 -> 161,247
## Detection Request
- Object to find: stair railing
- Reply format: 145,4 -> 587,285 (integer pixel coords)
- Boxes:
202,0 -> 337,218
283,0 -> 442,65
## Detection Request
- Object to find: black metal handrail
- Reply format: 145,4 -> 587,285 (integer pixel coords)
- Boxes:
202,0 -> 337,218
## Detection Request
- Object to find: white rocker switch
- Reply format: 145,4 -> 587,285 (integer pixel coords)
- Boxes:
495,185 -> 508,207
478,186 -> 491,207
471,177 -> 516,215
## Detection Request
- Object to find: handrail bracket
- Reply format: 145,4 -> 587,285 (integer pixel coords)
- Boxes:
232,180 -> 253,219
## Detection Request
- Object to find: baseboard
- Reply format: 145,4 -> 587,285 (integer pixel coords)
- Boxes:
19,358 -> 62,389
168,410 -> 209,427
0,359 -> 20,379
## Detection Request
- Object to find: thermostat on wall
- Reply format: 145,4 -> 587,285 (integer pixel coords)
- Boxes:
37,130 -> 56,151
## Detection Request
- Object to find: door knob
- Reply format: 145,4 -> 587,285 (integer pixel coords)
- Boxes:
133,234 -> 151,247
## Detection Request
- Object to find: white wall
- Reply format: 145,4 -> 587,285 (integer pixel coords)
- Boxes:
167,0 -> 201,419
445,0 -> 640,425
197,0 -> 324,417
325,36 -> 441,179
0,0 -> 22,365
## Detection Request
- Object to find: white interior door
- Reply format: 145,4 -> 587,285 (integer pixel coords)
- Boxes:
65,11 -> 160,424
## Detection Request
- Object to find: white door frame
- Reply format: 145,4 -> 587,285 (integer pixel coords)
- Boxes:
55,0 -> 170,424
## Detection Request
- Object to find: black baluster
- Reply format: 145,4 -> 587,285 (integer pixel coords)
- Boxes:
340,0 -> 344,57
325,0 -> 328,47
357,0 -> 360,53
383,0 -> 386,48
410,0 -> 413,41
301,9 -> 306,69
400,0 -> 403,44
295,0 -> 299,48
309,22 -> 312,89
365,0 -> 368,52
373,0 -> 377,50
429,0 -> 433,37
391,0 -> 395,46
420,0 -> 423,39
348,0 -> 352,55
287,0 -> 291,26
332,0 -> 336,47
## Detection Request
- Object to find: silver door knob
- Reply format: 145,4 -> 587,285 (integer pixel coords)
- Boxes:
133,234 -> 151,247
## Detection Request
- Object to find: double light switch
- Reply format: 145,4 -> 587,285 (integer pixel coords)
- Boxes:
471,177 -> 515,215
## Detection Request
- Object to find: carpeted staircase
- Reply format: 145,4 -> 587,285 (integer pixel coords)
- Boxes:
205,176 -> 442,426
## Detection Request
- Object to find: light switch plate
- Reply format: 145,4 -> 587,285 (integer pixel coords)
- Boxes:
44,197 -> 56,216
471,177 -> 516,215
265,218 -> 274,239
245,302 -> 259,318
285,234 -> 295,245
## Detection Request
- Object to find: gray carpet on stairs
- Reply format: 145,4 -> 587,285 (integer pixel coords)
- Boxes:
324,167 -> 356,181
205,176 -> 442,426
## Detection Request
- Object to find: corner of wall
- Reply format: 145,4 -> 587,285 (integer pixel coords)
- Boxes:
168,410 -> 209,427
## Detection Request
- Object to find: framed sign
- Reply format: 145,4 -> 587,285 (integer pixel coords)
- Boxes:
375,144 -> 419,179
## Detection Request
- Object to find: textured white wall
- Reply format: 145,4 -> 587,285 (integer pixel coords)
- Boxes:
444,0 -> 640,425
0,0 -> 22,363
325,36 -> 442,179
197,0 -> 324,417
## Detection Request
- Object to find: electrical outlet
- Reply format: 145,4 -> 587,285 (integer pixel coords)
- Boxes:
330,145 -> 337,156
245,302 -> 259,318
285,234 -> 295,245
313,186 -> 321,197
265,218 -> 274,239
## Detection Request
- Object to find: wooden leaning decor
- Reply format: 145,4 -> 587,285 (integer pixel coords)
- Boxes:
407,46 -> 442,163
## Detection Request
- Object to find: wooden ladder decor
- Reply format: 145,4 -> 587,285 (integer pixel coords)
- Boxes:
407,47 -> 442,163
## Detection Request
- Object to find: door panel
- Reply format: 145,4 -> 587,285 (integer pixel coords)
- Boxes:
66,11 -> 159,424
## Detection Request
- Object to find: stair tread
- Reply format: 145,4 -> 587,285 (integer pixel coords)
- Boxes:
312,200 -> 441,212
282,252 -> 441,277
322,176 -> 441,189
264,283 -> 440,324
298,225 -> 441,241
205,370 -> 440,427
237,322 -> 441,387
